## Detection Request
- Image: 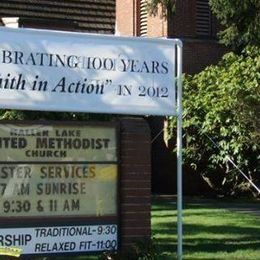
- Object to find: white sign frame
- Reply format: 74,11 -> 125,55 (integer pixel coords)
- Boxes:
0,27 -> 183,259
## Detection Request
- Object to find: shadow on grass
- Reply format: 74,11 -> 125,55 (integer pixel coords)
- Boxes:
152,200 -> 260,259
156,222 -> 260,236
184,238 -> 260,253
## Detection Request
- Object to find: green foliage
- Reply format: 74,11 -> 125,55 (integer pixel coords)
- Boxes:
152,199 -> 260,259
146,0 -> 176,17
99,238 -> 158,260
209,0 -> 260,51
167,45 -> 260,195
0,110 -> 113,121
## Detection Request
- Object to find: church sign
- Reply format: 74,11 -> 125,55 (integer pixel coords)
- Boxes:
0,26 -> 180,257
0,122 -> 118,255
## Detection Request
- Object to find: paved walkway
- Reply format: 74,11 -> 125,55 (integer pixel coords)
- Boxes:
224,203 -> 260,217
153,195 -> 260,217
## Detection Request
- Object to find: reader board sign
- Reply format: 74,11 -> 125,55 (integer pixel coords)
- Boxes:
0,164 -> 117,217
0,123 -> 117,162
0,27 -> 176,116
0,225 -> 118,254
0,122 -> 118,255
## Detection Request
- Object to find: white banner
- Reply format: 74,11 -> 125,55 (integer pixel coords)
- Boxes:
0,27 -> 177,115
0,224 -> 118,255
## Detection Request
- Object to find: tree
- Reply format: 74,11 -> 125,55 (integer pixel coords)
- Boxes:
146,0 -> 176,17
148,0 -> 260,51
0,110 -> 112,121
167,46 -> 260,196
208,0 -> 260,51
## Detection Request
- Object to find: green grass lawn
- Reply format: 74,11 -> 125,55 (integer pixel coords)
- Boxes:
152,198 -> 260,260
5,199 -> 259,260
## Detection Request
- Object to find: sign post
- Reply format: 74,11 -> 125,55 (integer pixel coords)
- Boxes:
0,27 -> 183,258
177,43 -> 183,260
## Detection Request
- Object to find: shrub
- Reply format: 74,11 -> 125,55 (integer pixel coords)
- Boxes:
99,238 -> 158,260
167,46 -> 260,196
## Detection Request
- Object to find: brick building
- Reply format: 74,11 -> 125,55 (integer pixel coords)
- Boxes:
116,0 -> 226,74
116,0 -> 227,193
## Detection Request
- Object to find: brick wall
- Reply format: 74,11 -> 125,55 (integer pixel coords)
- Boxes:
119,118 -> 151,249
116,0 -> 167,37
116,0 -> 226,74
183,39 -> 227,74
167,0 -> 227,74
168,0 -> 196,37
115,0 -> 135,36
168,0 -> 221,38
147,7 -> 168,37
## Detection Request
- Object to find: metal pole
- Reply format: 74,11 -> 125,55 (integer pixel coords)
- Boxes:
176,41 -> 183,260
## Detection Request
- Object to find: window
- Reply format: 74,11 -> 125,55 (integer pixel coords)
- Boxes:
139,0 -> 148,36
196,0 -> 212,37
